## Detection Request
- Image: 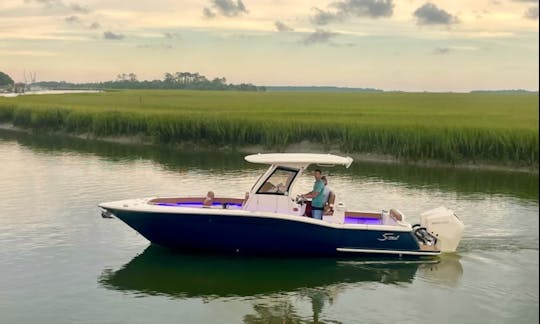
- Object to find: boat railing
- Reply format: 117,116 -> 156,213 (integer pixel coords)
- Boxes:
148,197 -> 245,209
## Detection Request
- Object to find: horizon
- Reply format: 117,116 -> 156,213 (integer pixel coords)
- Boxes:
1,0 -> 538,92
27,79 -> 540,93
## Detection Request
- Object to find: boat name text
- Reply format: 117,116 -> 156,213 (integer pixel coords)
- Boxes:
377,233 -> 400,241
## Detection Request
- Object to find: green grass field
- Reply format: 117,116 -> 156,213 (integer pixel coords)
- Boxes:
0,90 -> 537,166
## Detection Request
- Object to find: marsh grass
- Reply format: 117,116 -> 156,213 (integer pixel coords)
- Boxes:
0,90 -> 537,166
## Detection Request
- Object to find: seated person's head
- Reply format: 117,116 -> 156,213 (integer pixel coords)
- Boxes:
203,191 -> 215,206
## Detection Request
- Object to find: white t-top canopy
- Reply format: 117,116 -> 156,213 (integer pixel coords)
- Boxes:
245,153 -> 354,168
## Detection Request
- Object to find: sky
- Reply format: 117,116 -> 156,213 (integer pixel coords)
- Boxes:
0,0 -> 538,91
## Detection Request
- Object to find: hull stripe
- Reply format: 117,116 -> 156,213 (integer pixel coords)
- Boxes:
337,248 -> 440,256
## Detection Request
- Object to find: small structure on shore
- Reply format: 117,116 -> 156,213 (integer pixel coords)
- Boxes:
13,82 -> 26,93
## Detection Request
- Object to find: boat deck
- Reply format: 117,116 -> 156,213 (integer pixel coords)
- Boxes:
148,197 -> 386,225
149,197 -> 245,209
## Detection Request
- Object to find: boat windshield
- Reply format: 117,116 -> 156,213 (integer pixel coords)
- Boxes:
257,167 -> 298,195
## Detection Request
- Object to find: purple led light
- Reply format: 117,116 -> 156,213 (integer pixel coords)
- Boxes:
344,217 -> 382,225
156,202 -> 243,208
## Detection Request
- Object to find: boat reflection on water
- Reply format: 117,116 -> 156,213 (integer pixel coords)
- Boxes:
99,245 -> 463,322
416,253 -> 464,288
100,246 -> 464,296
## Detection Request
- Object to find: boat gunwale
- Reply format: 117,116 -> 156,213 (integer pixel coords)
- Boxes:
99,198 -> 413,232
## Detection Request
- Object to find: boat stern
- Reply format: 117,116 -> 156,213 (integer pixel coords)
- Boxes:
419,206 -> 464,253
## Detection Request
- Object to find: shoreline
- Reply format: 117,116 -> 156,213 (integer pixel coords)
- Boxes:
0,123 -> 537,174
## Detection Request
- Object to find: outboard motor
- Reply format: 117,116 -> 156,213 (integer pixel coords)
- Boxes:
413,225 -> 438,246
419,206 -> 465,253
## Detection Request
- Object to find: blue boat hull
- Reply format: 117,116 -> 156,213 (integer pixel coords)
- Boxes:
106,209 -> 434,257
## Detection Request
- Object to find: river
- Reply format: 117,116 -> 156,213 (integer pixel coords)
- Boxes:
0,129 -> 538,324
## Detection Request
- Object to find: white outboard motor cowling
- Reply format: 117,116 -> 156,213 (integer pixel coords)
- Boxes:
420,206 -> 464,253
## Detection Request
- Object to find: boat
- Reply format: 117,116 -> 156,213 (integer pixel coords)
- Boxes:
98,153 -> 464,257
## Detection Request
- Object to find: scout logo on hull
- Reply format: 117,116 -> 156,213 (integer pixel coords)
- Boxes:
377,233 -> 400,241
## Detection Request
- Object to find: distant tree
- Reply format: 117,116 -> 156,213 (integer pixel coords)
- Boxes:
0,71 -> 14,86
128,73 -> 138,82
164,73 -> 175,84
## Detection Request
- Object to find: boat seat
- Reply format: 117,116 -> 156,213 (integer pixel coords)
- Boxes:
323,191 -> 336,215
345,211 -> 382,219
389,208 -> 405,222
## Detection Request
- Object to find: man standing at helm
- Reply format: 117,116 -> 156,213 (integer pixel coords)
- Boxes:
301,169 -> 325,220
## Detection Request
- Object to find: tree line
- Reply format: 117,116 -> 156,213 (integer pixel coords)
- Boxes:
0,71 -> 14,87
34,72 -> 265,91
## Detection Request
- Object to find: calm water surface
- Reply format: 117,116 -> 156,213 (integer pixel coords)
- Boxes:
0,129 -> 538,324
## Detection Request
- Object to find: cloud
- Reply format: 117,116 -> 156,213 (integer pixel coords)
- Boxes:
25,0 -> 90,14
203,0 -> 248,18
311,8 -> 342,25
103,31 -> 125,40
472,9 -> 489,19
301,29 -> 339,45
510,0 -> 539,20
69,3 -> 90,14
164,32 -> 182,39
524,6 -> 539,19
274,21 -> 294,32
414,3 -> 459,25
89,22 -> 100,29
24,0 -> 57,6
202,7 -> 216,18
64,15 -> 80,23
433,47 -> 451,55
333,0 -> 394,18
311,0 -> 393,26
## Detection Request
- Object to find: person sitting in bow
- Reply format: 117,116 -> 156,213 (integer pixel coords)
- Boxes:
202,191 -> 215,207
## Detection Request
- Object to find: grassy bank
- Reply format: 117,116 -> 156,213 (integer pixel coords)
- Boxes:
0,90 -> 537,167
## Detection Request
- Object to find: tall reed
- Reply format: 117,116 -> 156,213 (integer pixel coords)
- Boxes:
0,90 -> 537,166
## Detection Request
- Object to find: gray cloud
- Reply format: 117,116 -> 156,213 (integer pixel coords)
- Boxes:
311,0 -> 393,25
512,0 -> 539,3
103,31 -> 125,40
69,3 -> 90,14
274,21 -> 294,32
89,22 -> 100,29
311,8 -> 342,25
202,7 -> 216,18
164,32 -> 182,39
301,29 -> 339,45
433,47 -> 451,55
25,0 -> 90,14
333,0 -> 394,18
414,3 -> 459,25
203,0 -> 248,18
524,6 -> 539,19
24,0 -> 57,5
64,15 -> 80,23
